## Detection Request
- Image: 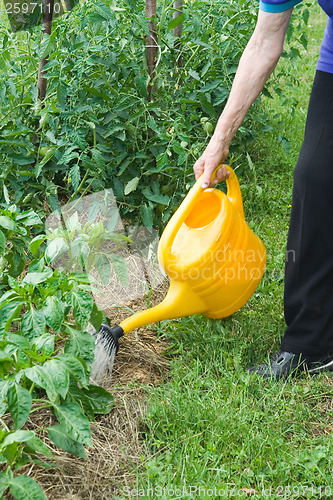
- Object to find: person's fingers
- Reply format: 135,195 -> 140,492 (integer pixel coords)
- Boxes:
211,164 -> 230,186
193,159 -> 204,181
201,164 -> 216,188
194,158 -> 216,186
194,156 -> 229,188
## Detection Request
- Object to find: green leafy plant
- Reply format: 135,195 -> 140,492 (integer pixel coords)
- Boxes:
0,205 -> 43,284
0,0 -> 310,228
44,207 -> 129,286
0,253 -> 113,497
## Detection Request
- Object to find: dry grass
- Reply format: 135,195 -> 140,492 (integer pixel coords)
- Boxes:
17,282 -> 171,499
24,391 -> 147,499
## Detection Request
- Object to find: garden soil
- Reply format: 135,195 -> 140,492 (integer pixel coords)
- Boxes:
18,280 -> 170,500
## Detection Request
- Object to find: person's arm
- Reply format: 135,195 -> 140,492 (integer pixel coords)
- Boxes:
194,9 -> 293,188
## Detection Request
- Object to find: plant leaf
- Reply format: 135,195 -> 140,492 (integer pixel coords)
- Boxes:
56,354 -> 88,387
0,215 -> 17,232
69,164 -> 81,191
6,333 -> 30,350
41,359 -> 70,399
134,76 -> 147,98
64,326 -> 95,363
0,469 -> 12,496
142,187 -> 169,205
30,235 -> 47,255
22,269 -> 53,286
16,210 -> 42,227
2,430 -> 35,447
0,380 -> 13,415
68,384 -> 114,419
0,301 -> 23,335
21,308 -> 46,340
9,475 -> 46,500
124,176 -> 140,195
64,211 -> 80,232
110,254 -> 128,286
45,237 -> 69,265
140,204 -> 153,227
25,366 -> 58,402
32,333 -> 55,356
168,12 -> 185,30
41,295 -> 65,333
47,424 -> 86,458
53,402 -> 91,446
57,81 -> 67,109
23,436 -> 53,458
199,94 -> 217,116
0,290 -> 18,309
89,302 -> 104,331
0,230 -> 5,255
70,290 -> 94,326
277,135 -> 290,156
95,253 -> 111,285
35,146 -> 57,177
7,383 -> 32,429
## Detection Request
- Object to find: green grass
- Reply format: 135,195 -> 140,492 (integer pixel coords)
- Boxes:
128,4 -> 333,499
0,0 -> 12,28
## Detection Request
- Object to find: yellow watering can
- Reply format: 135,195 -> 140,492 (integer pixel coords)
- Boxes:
97,166 -> 266,353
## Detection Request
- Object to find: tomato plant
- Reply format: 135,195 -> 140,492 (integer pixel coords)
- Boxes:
0,0 -> 310,228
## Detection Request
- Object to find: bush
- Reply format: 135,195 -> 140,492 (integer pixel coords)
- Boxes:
0,0 -> 310,228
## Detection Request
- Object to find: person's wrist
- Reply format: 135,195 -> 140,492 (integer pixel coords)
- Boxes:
213,113 -> 238,145
207,134 -> 229,161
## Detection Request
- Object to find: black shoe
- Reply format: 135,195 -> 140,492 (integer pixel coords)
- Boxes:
248,351 -> 333,380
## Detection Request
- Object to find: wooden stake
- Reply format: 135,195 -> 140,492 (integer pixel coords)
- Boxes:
173,0 -> 183,76
146,0 -> 157,101
37,0 -> 55,103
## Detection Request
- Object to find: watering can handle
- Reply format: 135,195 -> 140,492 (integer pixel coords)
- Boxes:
222,166 -> 245,219
158,165 -> 244,264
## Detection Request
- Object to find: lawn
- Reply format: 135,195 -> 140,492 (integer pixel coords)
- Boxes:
126,3 -> 333,499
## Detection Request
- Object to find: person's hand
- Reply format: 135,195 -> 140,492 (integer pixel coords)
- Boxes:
193,138 -> 230,188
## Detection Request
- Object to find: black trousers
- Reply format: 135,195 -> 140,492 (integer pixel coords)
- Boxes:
281,70 -> 333,356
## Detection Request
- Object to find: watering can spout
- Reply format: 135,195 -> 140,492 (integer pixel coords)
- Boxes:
119,280 -> 207,334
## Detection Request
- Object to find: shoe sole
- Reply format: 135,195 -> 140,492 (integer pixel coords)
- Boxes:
308,359 -> 333,374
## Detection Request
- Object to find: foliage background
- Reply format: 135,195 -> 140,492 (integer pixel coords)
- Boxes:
0,0 -> 309,228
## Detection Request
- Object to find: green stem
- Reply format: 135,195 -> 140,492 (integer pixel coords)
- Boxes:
0,418 -> 10,432
183,45 -> 200,70
93,127 -> 97,148
67,169 -> 91,204
29,403 -> 53,414
0,103 -> 32,125
158,0 -> 173,46
0,255 -> 5,277
100,72 -> 120,96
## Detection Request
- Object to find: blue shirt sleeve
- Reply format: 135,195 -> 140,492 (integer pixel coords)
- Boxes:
260,0 -> 302,12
